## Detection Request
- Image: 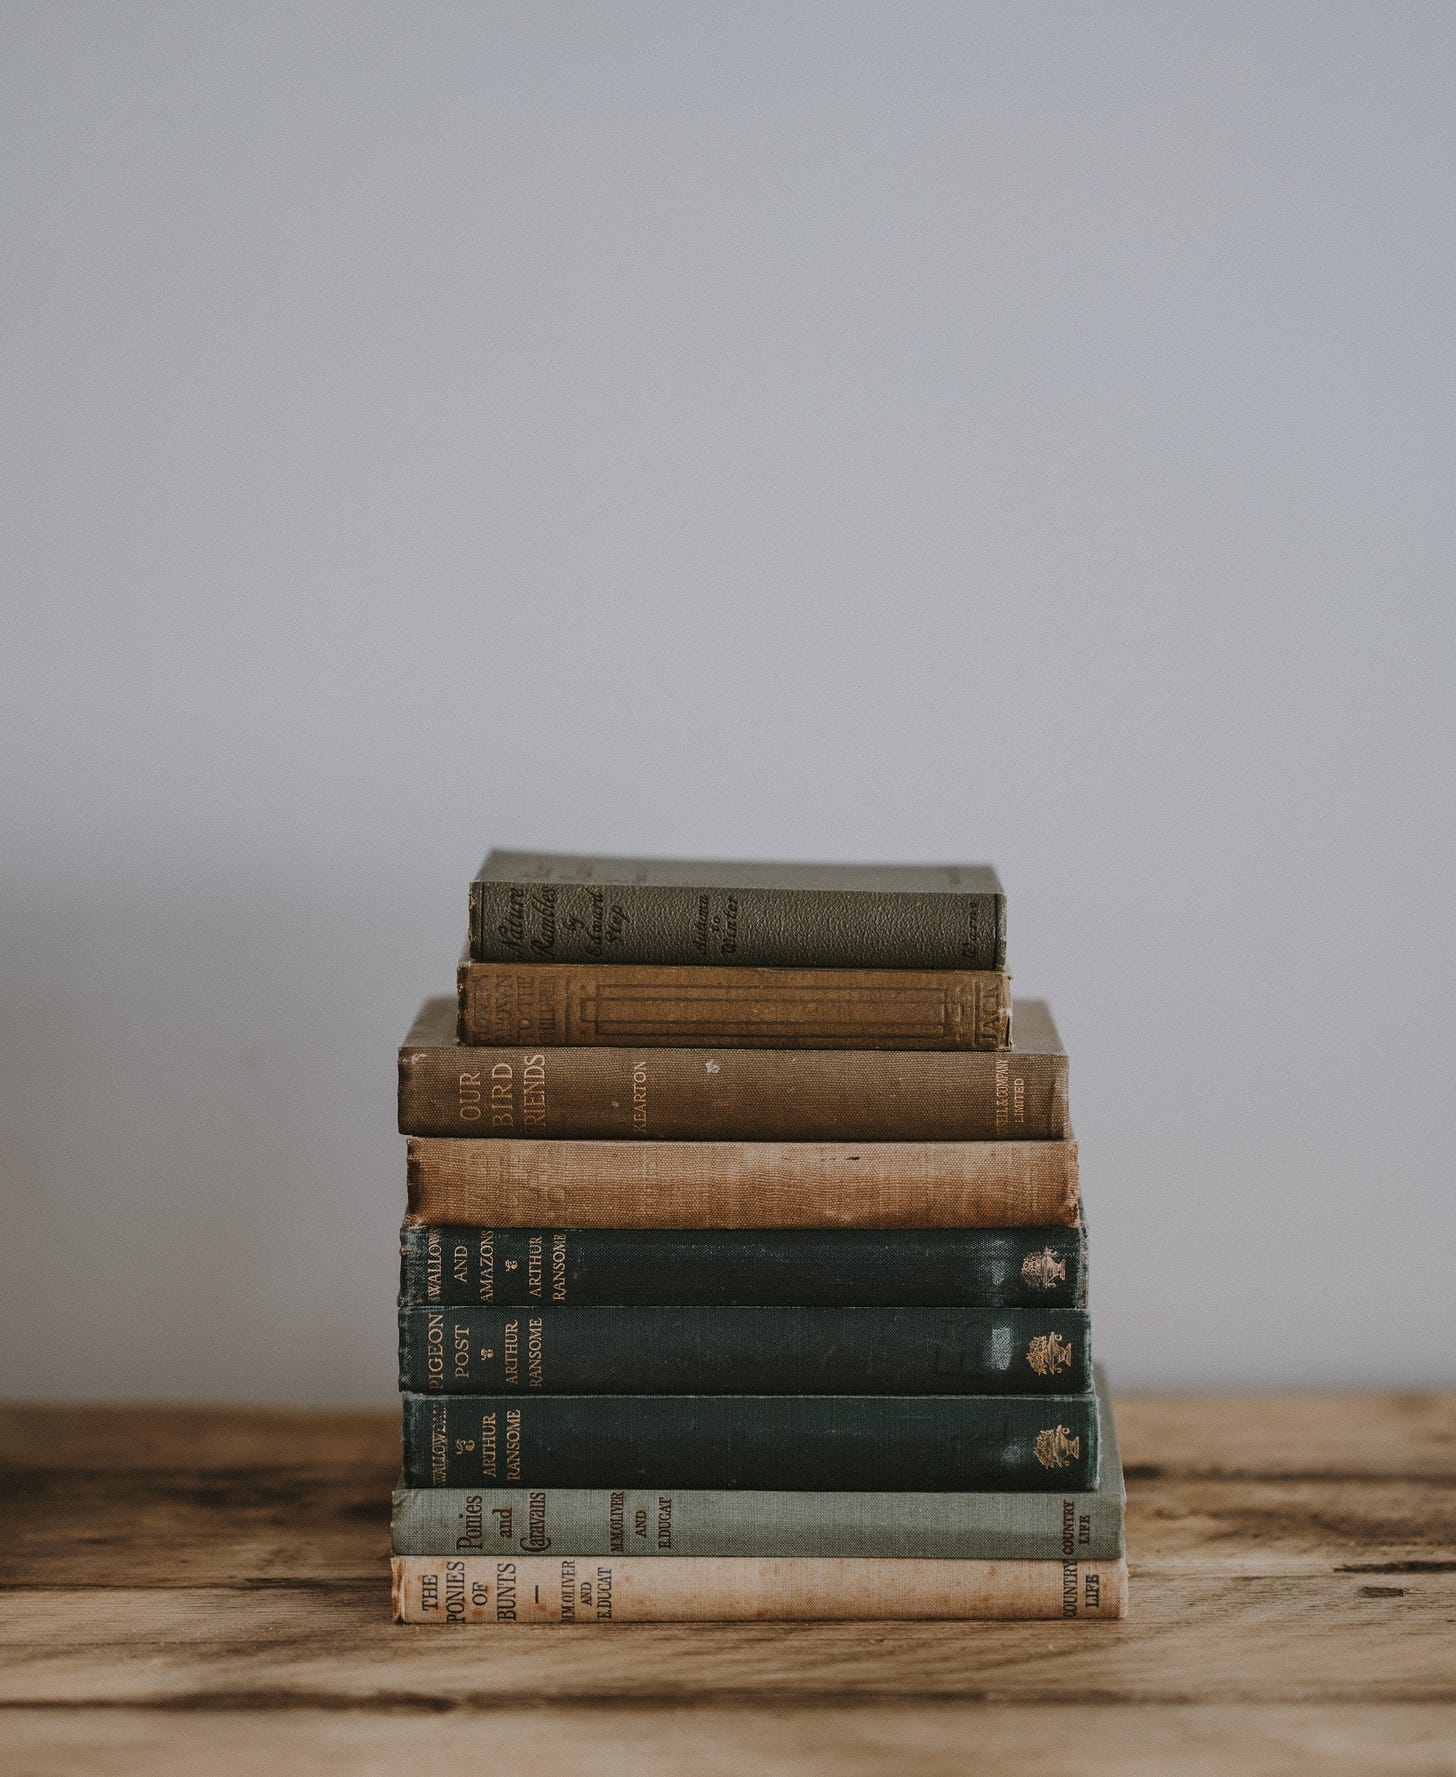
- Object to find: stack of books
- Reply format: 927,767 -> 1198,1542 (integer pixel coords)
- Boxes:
391,851 -> 1127,1623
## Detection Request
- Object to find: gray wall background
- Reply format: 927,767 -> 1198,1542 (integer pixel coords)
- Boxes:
4,3 -> 1453,1404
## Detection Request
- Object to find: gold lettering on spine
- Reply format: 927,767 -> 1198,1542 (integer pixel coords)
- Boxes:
429,1399 -> 447,1486
425,1312 -> 446,1392
490,1061 -> 513,1127
522,1054 -> 547,1126
481,972 -> 559,1043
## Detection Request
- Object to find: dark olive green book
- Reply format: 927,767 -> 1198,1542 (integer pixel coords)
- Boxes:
399,1305 -> 1092,1395
401,1389 -> 1099,1491
399,1224 -> 1089,1307
470,850 -> 1006,970
391,1369 -> 1124,1558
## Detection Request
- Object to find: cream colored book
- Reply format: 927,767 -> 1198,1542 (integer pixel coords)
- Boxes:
392,1554 -> 1128,1623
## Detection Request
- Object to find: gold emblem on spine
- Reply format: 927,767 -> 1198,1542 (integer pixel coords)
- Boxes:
1034,1424 -> 1081,1470
1020,1248 -> 1067,1289
1026,1332 -> 1074,1376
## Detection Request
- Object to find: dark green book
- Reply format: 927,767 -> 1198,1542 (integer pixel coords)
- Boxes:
391,1369 -> 1124,1557
470,851 -> 1006,970
399,1305 -> 1090,1395
400,1391 -> 1099,1491
399,1224 -> 1089,1308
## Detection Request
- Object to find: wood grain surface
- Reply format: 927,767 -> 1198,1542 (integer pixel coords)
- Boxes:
2,1394 -> 1453,1774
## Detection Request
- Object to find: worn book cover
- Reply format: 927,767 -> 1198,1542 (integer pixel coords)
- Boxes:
404,1137 -> 1078,1229
456,957 -> 1012,1051
398,1305 -> 1092,1395
398,1222 -> 1089,1306
470,850 -> 1006,971
392,1553 -> 1128,1622
391,1369 -> 1125,1559
400,1389 -> 1100,1491
399,997 -> 1069,1142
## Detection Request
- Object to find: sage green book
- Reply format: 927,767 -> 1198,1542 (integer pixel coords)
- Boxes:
470,850 -> 1006,970
390,1371 -> 1123,1560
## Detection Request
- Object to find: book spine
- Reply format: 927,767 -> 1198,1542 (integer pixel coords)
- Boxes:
405,1137 -> 1077,1228
399,1223 -> 1089,1307
391,1481 -> 1125,1560
471,879 -> 1007,971
398,1048 -> 1069,1144
400,1392 -> 1099,1490
392,1554 -> 1128,1621
456,962 -> 1012,1051
398,1306 -> 1091,1395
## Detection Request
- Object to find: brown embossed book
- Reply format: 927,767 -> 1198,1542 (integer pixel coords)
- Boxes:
456,959 -> 1012,1050
399,998 -> 1068,1142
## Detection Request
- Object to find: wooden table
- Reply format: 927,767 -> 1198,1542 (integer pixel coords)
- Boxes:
2,1395 -> 1453,1775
